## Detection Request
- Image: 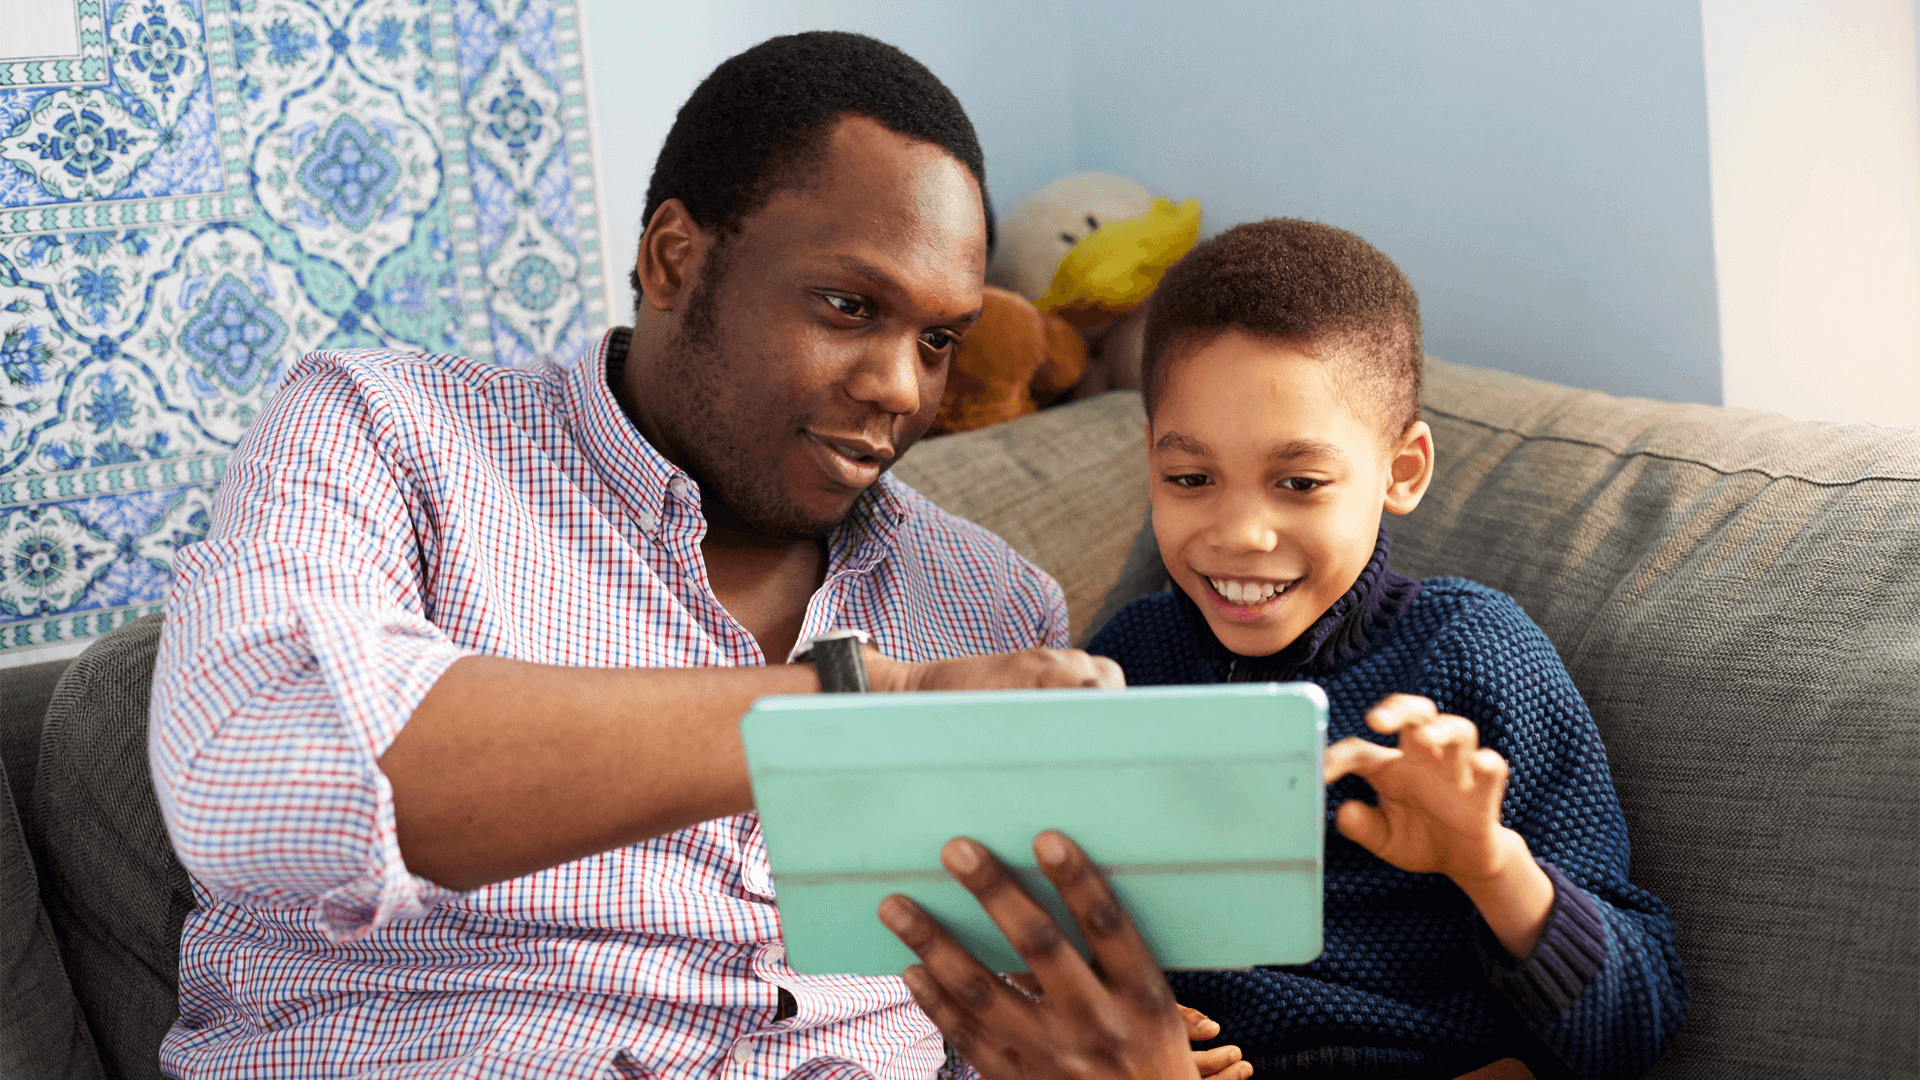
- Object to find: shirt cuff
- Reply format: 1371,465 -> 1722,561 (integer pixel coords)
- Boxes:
1477,858 -> 1609,1024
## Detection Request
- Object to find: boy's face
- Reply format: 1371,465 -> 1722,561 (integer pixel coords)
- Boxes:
1148,331 -> 1433,657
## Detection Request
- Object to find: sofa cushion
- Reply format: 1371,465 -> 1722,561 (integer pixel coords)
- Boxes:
29,613 -> 191,1080
1,658 -> 71,814
1391,358 -> 1920,1078
0,738 -> 105,1080
895,390 -> 1152,645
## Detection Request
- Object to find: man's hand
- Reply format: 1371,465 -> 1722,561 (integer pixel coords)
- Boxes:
1001,980 -> 1251,1079
1324,694 -> 1554,958
867,647 -> 1125,693
878,831 -> 1210,1080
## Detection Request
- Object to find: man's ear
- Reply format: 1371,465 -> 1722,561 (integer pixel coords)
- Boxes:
634,198 -> 711,313
1383,420 -> 1434,516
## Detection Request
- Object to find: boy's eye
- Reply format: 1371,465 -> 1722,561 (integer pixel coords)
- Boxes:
1279,477 -> 1324,493
1164,473 -> 1211,489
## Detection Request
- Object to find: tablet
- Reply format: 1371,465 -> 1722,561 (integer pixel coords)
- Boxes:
741,683 -> 1327,976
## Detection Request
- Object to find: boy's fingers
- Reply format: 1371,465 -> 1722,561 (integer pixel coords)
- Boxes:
1192,1045 -> 1247,1077
938,837 -> 1107,1007
1178,1003 -> 1220,1039
1032,830 -> 1173,1010
1334,798 -> 1391,854
1324,737 -> 1398,783
1365,694 -> 1438,734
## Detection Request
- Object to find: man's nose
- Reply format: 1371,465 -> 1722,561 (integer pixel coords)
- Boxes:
844,336 -> 922,416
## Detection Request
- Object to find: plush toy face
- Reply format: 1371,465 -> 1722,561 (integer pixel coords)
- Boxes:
987,173 -> 1155,301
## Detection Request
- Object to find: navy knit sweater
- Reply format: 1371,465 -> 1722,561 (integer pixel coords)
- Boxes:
1087,528 -> 1688,1079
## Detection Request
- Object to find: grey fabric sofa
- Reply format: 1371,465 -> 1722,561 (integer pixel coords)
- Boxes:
3,358 -> 1916,1078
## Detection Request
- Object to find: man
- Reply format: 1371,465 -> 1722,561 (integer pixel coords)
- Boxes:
150,32 -> 1118,1079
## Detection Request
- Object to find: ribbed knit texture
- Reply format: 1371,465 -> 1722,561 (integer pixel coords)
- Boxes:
1088,541 -> 1688,1079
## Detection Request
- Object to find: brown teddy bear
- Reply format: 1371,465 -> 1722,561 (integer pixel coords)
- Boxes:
932,174 -> 1201,435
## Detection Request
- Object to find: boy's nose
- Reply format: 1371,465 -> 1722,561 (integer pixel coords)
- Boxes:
1208,499 -> 1281,552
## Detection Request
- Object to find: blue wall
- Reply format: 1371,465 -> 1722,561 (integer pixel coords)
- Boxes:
1067,1 -> 1723,405
585,0 -> 1724,405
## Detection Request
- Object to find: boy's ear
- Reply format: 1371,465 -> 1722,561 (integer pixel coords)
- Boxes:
1383,420 -> 1434,516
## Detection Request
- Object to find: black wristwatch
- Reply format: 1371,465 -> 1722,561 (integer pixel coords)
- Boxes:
796,629 -> 872,693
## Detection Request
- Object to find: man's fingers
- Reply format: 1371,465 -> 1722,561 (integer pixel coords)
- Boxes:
1192,1045 -> 1250,1079
1029,648 -> 1124,689
898,965 -> 1021,1080
1032,830 -> 1174,1011
880,891 -> 1032,1031
938,837 -> 1108,1005
1085,654 -> 1125,689
1334,798 -> 1391,855
1324,737 -> 1399,784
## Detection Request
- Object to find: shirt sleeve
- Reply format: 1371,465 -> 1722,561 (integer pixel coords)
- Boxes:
1419,592 -> 1690,1079
148,356 -> 472,945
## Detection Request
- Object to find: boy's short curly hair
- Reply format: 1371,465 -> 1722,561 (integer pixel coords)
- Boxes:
1140,218 -> 1423,437
632,31 -> 992,307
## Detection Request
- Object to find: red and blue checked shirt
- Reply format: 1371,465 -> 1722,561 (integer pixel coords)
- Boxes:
149,328 -> 1069,1080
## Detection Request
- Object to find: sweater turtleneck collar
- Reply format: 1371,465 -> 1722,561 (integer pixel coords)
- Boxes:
1176,523 -> 1424,683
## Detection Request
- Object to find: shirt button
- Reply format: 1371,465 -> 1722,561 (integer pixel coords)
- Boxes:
668,476 -> 691,500
764,944 -> 785,965
731,1041 -> 755,1064
636,511 -> 656,533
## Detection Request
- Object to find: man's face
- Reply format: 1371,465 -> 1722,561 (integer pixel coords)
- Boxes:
650,115 -> 986,539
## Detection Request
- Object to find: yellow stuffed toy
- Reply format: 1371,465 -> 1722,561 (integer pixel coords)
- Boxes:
932,174 -> 1201,435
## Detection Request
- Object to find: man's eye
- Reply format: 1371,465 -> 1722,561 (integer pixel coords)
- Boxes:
824,295 -> 866,318
1279,477 -> 1324,492
921,330 -> 958,352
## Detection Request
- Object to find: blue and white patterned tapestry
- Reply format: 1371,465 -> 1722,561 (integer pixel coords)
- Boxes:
0,0 -> 609,665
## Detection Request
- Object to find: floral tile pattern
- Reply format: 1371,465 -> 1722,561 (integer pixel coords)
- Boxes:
0,0 -> 609,664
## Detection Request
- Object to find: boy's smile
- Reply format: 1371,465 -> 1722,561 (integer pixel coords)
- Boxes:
1147,330 -> 1433,657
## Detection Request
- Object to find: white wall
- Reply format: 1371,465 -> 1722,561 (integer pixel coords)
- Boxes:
1703,0 -> 1920,426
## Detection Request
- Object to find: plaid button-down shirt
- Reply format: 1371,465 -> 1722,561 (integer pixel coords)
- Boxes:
150,328 -> 1068,1079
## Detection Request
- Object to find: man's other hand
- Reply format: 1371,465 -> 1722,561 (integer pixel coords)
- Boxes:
868,648 -> 1125,693
878,831 -> 1205,1080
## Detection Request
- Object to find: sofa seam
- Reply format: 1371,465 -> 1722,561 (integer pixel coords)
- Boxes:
1427,407 -> 1920,488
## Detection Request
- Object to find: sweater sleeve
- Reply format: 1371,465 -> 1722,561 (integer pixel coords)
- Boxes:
1417,587 -> 1688,1079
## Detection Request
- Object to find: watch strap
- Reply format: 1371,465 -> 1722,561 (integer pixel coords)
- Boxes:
799,630 -> 870,693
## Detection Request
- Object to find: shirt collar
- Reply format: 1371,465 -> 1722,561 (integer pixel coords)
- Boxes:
563,326 -> 913,565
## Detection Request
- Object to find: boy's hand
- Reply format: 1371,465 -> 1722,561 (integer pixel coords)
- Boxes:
1179,1005 -> 1252,1080
1322,694 -> 1513,881
1324,694 -> 1554,958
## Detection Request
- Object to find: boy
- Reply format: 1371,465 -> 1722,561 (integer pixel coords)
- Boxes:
1088,220 -> 1688,1079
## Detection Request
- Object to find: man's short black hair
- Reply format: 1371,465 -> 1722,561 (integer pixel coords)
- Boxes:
1141,218 -> 1423,437
631,31 -> 993,305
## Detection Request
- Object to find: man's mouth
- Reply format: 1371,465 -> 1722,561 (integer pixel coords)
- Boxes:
806,431 -> 891,487
1204,575 -> 1299,607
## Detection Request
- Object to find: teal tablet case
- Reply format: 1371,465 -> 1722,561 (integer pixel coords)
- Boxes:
741,683 -> 1327,976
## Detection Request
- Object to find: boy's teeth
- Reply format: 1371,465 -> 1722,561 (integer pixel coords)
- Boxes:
1209,577 -> 1285,605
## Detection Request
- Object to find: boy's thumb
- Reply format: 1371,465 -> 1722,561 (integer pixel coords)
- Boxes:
1334,799 -> 1390,854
